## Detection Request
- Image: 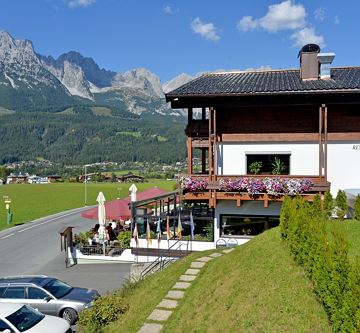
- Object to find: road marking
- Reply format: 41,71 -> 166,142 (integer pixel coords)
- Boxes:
0,233 -> 15,239
17,210 -> 83,233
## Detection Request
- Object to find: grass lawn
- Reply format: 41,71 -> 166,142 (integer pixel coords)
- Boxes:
0,180 -> 175,230
327,219 -> 360,261
105,228 -> 331,333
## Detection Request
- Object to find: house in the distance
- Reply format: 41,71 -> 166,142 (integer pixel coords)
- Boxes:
163,43 -> 360,245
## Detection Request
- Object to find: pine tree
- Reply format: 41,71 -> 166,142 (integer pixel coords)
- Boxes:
354,195 -> 360,221
323,190 -> 333,219
336,190 -> 348,219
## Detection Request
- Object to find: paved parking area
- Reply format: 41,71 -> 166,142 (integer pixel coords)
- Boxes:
32,253 -> 132,295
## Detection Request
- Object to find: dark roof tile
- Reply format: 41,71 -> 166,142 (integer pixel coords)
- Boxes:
166,67 -> 360,98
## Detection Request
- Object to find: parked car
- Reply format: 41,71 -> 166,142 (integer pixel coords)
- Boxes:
0,303 -> 71,333
0,275 -> 99,325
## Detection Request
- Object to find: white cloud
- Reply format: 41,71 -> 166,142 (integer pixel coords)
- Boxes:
237,1 -> 306,32
191,17 -> 220,42
164,5 -> 173,14
314,7 -> 326,21
291,27 -> 325,48
335,15 -> 340,25
237,16 -> 258,32
68,0 -> 95,8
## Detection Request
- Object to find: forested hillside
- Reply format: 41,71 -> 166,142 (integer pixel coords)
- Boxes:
0,107 -> 186,164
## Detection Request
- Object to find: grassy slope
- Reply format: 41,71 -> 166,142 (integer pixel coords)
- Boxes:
107,228 -> 331,333
327,220 -> 360,261
0,180 -> 175,230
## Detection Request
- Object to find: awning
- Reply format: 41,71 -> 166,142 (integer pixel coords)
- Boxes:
81,187 -> 168,221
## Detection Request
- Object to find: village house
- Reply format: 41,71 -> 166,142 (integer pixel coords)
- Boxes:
163,43 -> 360,245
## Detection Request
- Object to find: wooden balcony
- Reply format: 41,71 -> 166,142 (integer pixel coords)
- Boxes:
181,174 -> 330,208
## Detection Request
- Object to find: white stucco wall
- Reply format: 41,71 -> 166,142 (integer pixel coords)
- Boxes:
327,142 -> 360,195
216,141 -> 360,195
216,142 -> 319,176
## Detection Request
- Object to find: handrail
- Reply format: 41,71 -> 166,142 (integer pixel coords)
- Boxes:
139,239 -> 192,279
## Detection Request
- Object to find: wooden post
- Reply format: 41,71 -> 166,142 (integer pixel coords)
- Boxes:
202,107 -> 206,121
324,104 -> 328,182
187,137 -> 193,174
213,108 -> 217,181
188,107 -> 193,124
201,149 -> 206,174
208,107 -> 213,182
318,105 -> 323,182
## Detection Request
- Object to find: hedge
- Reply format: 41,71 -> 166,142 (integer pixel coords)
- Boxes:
280,196 -> 360,332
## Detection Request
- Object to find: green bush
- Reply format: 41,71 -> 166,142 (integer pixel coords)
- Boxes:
323,190 -> 334,219
280,196 -> 360,332
354,195 -> 360,221
78,292 -> 129,333
117,230 -> 131,248
336,190 -> 348,219
74,231 -> 92,246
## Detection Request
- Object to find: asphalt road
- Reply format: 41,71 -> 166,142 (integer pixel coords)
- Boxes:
0,207 -> 131,295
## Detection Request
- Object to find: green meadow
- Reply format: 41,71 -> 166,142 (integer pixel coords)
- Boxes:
0,180 -> 175,230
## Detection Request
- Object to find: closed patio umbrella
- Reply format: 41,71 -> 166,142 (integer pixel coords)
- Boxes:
97,192 -> 107,254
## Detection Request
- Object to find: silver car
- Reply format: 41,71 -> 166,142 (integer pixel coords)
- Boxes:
0,275 -> 99,325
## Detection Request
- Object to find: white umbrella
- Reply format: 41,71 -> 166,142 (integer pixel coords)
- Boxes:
129,184 -> 138,202
96,191 -> 107,254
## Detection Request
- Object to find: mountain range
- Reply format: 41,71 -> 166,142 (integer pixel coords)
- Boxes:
0,30 -> 194,116
0,30 -> 200,165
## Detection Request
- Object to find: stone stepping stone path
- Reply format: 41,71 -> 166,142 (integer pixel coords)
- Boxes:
138,323 -> 163,333
137,250 -> 235,333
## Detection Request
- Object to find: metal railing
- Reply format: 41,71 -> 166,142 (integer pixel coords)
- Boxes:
139,240 -> 189,280
77,244 -> 126,257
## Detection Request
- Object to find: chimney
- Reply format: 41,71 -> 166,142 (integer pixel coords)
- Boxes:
298,44 -> 321,80
317,53 -> 336,79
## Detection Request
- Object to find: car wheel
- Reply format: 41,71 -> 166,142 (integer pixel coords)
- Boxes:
61,307 -> 77,325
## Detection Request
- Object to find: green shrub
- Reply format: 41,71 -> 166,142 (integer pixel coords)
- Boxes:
354,195 -> 360,221
78,292 -> 129,333
336,190 -> 348,219
74,231 -> 92,246
117,230 -> 131,248
323,190 -> 334,219
280,197 -> 360,332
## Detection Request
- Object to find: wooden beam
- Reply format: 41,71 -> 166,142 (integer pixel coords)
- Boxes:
319,105 -> 323,181
192,139 -> 209,148
202,149 -> 206,173
188,108 -> 193,124
214,108 -> 217,181
324,105 -> 328,181
187,137 -> 193,174
236,198 -> 241,207
208,107 -> 213,182
327,133 -> 360,140
221,133 -> 319,142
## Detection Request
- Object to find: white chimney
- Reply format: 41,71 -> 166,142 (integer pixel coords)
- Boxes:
317,53 -> 336,79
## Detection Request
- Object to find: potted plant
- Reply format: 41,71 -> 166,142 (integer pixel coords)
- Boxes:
249,161 -> 262,175
272,157 -> 285,175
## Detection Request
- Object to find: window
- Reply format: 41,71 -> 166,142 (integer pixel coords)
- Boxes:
27,287 -> 48,300
2,287 -> 25,299
221,215 -> 279,237
246,153 -> 290,175
0,319 -> 12,332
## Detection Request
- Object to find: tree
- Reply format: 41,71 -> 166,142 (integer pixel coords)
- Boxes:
323,190 -> 333,219
336,190 -> 348,219
354,195 -> 360,221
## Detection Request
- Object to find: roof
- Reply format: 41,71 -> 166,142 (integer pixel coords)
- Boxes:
81,187 -> 168,221
166,67 -> 360,99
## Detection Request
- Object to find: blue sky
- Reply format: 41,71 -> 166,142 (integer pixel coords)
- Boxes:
0,0 -> 359,82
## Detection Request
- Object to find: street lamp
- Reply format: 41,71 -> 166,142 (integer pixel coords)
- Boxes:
3,195 -> 12,225
84,164 -> 92,206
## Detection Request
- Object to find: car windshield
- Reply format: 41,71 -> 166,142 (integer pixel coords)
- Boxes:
43,279 -> 73,299
6,305 -> 44,332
